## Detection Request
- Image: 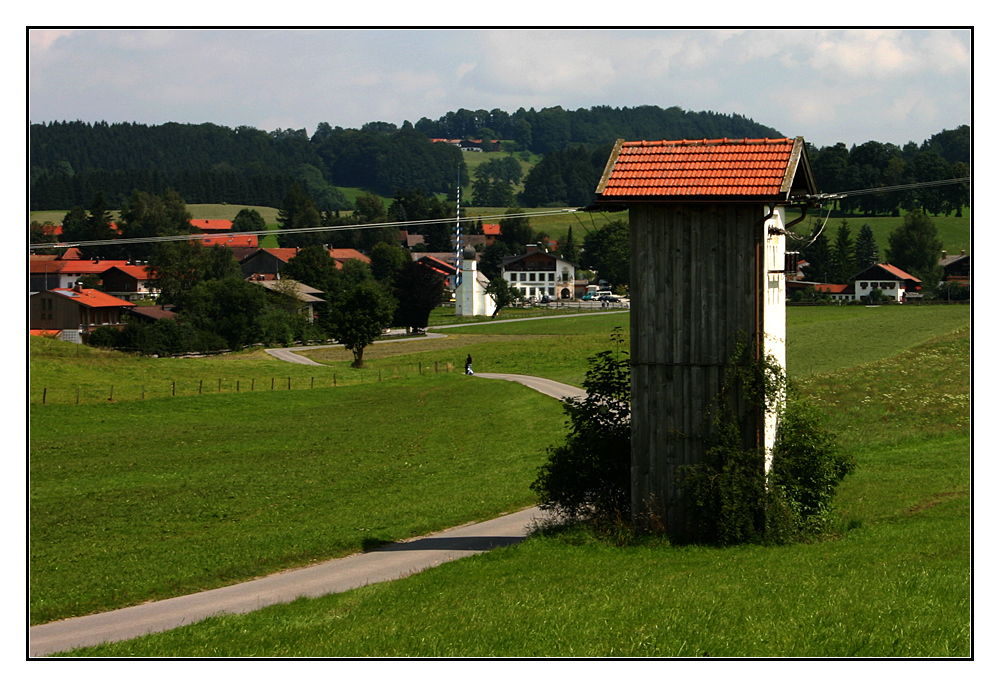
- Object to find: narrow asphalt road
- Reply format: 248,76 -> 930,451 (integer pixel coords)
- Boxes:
29,373 -> 585,657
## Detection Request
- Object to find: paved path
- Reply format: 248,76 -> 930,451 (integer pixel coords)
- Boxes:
263,308 -> 626,366
29,373 -> 586,657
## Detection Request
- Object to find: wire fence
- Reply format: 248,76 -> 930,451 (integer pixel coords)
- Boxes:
30,360 -> 472,406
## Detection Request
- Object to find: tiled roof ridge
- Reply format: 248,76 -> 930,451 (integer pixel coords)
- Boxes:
626,137 -> 795,147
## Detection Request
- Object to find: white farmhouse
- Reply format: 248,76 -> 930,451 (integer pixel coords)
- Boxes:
501,246 -> 578,301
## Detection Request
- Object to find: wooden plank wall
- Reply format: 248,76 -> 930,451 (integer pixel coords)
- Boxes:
630,202 -> 764,533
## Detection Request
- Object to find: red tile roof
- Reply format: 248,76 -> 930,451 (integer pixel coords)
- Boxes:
190,219 -> 234,231
482,224 -> 501,236
104,264 -> 151,280
29,259 -> 131,275
596,137 -> 815,201
877,263 -> 921,283
49,287 -> 135,308
197,234 -> 259,247
329,249 -> 370,265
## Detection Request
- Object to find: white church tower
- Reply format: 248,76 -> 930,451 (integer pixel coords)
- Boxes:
455,246 -> 496,317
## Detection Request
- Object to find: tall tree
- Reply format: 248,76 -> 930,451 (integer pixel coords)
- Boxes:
116,189 -> 194,260
854,223 -> 881,272
393,261 -> 445,332
800,220 -> 833,283
232,208 -> 267,234
560,225 -> 580,264
369,241 -> 411,285
830,220 -> 855,283
485,276 -> 519,318
328,280 -> 397,367
276,182 -> 323,247
581,220 -> 630,288
147,241 -> 240,307
499,208 -> 534,253
886,211 -> 944,286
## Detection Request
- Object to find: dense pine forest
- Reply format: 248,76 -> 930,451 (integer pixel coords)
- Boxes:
28,105 -> 782,210
29,105 -> 968,214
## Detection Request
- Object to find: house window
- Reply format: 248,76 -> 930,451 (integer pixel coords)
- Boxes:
548,273 -> 555,282
520,273 -> 527,282
860,282 -> 868,289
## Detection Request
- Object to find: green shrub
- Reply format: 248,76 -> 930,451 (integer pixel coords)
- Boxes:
531,328 -> 631,521
770,392 -> 856,532
677,338 -> 853,545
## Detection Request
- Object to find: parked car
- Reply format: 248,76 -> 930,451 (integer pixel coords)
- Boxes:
540,294 -> 552,304
599,295 -> 621,303
582,292 -> 596,301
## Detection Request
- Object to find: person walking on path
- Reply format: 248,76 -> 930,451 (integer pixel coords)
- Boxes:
465,354 -> 474,375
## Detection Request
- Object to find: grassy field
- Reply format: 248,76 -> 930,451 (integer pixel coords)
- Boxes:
801,209 -> 971,255
52,316 -> 970,657
29,375 -> 567,625
30,305 -> 971,655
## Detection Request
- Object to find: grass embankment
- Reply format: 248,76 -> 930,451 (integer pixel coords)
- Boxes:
31,305 -> 970,655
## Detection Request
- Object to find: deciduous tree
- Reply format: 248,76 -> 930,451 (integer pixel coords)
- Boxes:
328,280 -> 396,367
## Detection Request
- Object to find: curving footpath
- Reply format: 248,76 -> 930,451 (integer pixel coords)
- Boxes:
29,373 -> 584,657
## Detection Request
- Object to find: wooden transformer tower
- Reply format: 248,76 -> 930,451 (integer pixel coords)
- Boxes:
594,137 -> 818,534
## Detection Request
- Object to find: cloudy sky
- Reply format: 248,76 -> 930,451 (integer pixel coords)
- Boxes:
28,28 -> 972,149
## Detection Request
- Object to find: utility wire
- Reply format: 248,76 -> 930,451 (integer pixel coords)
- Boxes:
29,206 -> 584,251
29,177 -> 970,251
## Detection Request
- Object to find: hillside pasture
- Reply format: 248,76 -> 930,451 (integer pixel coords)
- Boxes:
31,305 -> 970,654
56,321 -> 970,657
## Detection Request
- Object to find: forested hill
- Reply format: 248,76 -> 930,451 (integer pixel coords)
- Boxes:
29,105 -> 783,210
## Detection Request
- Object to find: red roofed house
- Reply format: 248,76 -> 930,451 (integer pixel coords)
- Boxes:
100,264 -> 159,301
482,223 -> 502,246
852,263 -> 921,303
29,285 -> 135,343
29,257 -> 130,292
239,247 -> 370,280
595,137 -> 818,533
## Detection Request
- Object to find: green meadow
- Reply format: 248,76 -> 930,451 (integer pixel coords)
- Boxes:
29,304 -> 970,656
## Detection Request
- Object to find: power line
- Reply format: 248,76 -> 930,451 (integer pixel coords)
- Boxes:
29,207 -> 584,251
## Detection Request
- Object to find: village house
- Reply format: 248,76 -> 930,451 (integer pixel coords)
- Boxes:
251,279 -> 326,321
29,285 -> 135,343
99,264 -> 158,301
501,245 -> 578,301
787,263 -> 923,303
239,247 -> 370,280
29,257 -> 130,292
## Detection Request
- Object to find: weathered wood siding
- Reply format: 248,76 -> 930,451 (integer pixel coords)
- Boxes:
629,202 -> 767,532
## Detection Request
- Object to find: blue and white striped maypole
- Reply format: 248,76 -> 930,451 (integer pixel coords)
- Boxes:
453,166 -> 463,288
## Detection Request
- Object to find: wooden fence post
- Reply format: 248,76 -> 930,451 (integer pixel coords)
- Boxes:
76,388 -> 80,404
199,380 -> 203,395
43,388 -> 47,405
173,381 -> 176,396
252,378 -> 255,391
142,385 -> 145,401
237,380 -> 240,392
109,385 -> 114,402
271,377 -> 275,390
